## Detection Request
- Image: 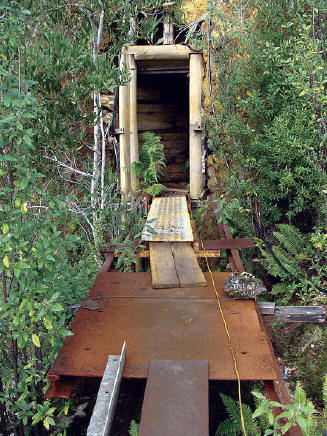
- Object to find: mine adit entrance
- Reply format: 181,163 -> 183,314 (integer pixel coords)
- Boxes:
137,66 -> 189,189
119,45 -> 204,199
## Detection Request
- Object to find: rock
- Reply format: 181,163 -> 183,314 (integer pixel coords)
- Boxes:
207,165 -> 216,178
207,176 -> 217,191
100,94 -> 115,110
207,154 -> 217,166
223,272 -> 267,300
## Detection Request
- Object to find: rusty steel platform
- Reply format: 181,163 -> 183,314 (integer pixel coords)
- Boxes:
47,272 -> 277,394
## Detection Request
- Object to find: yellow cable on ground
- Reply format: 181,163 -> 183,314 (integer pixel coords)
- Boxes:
200,240 -> 247,436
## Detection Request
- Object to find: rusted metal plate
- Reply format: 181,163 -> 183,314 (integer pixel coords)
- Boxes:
48,272 -> 277,383
142,196 -> 193,242
202,238 -> 254,250
139,360 -> 208,436
90,272 -> 215,299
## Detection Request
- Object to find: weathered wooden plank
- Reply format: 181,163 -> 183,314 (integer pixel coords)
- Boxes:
189,53 -> 203,200
126,44 -> 193,60
134,249 -> 221,258
257,303 -> 326,323
137,87 -> 163,101
142,196 -> 193,242
257,302 -> 275,315
129,55 -> 138,193
138,360 -> 209,436
274,306 -> 326,323
137,60 -> 189,73
137,114 -> 186,131
163,12 -> 174,44
149,242 -> 179,289
137,103 -> 177,113
171,242 -> 207,287
119,54 -> 130,195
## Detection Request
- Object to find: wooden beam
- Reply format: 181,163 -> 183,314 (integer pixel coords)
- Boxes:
126,44 -> 194,60
129,55 -> 139,193
124,249 -> 221,258
189,54 -> 203,200
119,53 -> 131,195
257,302 -> 326,323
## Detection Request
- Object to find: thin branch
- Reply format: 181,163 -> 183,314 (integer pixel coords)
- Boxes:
45,155 -> 93,178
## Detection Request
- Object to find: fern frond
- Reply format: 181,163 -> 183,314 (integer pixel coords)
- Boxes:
145,184 -> 166,197
220,393 -> 242,426
128,420 -> 139,436
215,417 -> 240,435
275,224 -> 306,256
294,381 -> 307,408
219,394 -> 261,436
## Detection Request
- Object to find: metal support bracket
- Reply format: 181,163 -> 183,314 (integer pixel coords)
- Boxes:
190,122 -> 202,132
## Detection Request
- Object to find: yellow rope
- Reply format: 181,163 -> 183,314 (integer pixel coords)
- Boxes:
200,240 -> 247,436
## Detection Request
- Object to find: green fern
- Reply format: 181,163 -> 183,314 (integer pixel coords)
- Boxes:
145,183 -> 166,197
260,224 -> 308,281
271,282 -> 294,305
274,224 -> 307,257
128,420 -> 139,436
130,132 -> 166,190
216,393 -> 261,436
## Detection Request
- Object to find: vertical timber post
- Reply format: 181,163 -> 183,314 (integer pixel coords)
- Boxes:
163,13 -> 174,44
189,53 -> 203,200
119,53 -> 131,195
129,54 -> 139,193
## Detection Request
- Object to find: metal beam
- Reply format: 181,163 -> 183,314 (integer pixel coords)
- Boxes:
86,342 -> 126,436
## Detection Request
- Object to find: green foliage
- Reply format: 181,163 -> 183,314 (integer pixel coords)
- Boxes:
145,183 -> 167,197
113,198 -> 147,272
252,380 -> 327,436
207,0 -> 327,229
0,49 -> 95,434
128,420 -> 139,436
130,132 -> 166,194
217,380 -> 327,436
215,393 -> 263,436
0,1 -> 170,434
259,224 -> 327,304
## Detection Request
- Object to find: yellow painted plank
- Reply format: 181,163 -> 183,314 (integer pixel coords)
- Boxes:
142,196 -> 193,242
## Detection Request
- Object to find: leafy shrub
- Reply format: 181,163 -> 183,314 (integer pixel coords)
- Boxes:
252,378 -> 327,435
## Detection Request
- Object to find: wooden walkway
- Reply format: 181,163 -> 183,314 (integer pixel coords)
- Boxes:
150,242 -> 206,288
144,195 -> 206,288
